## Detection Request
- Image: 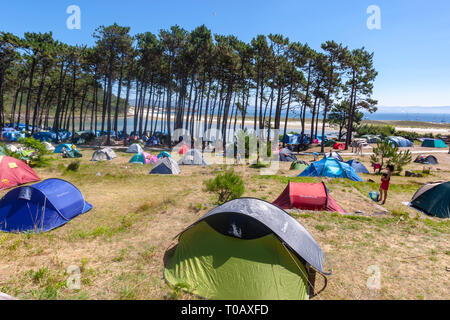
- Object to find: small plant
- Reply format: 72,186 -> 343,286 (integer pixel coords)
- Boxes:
249,162 -> 268,169
204,168 -> 245,204
370,139 -> 412,173
66,160 -> 81,172
18,137 -> 48,155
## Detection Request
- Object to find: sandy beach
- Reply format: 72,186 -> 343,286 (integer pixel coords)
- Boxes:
127,107 -> 449,136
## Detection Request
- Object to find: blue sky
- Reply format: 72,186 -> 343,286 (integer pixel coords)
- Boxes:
1,0 -> 450,109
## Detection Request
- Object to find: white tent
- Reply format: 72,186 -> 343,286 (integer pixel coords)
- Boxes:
91,148 -> 117,161
126,143 -> 144,153
178,149 -> 209,166
150,157 -> 180,175
43,142 -> 55,152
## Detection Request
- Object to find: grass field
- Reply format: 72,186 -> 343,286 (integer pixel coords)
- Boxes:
0,146 -> 449,300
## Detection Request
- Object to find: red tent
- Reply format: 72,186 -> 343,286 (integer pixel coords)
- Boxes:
178,145 -> 190,155
0,156 -> 41,191
272,182 -> 345,213
333,142 -> 345,150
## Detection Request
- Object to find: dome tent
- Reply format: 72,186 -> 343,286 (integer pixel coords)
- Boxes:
290,160 -> 309,171
414,155 -> 438,165
346,159 -> 370,174
125,143 -> 144,153
421,139 -> 447,148
150,157 -> 180,175
333,142 -> 345,150
0,156 -> 41,191
273,182 -> 345,213
91,148 -> 117,161
54,143 -> 78,153
178,144 -> 190,155
361,135 -> 380,143
0,178 -> 92,233
387,136 -> 414,148
279,148 -> 297,162
164,198 -> 331,300
129,152 -> 152,165
324,151 -> 343,162
178,149 -> 209,165
42,142 -> 55,152
298,158 -> 363,182
157,151 -> 172,159
410,181 -> 449,219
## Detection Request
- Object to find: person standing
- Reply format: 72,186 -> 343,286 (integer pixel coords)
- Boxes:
379,164 -> 394,205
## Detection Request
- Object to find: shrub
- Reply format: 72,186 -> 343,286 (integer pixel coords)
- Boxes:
204,168 -> 245,204
18,137 -> 49,155
370,140 -> 412,173
395,130 -> 420,141
66,160 -> 81,172
390,149 -> 412,173
356,124 -> 395,138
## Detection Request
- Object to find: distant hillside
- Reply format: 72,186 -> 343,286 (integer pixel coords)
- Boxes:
375,106 -> 450,114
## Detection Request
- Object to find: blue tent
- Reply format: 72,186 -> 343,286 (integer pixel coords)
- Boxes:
0,179 -> 92,233
54,143 -> 78,153
346,159 -> 370,174
33,131 -> 57,142
298,158 -> 363,181
157,151 -> 172,159
387,136 -> 414,147
146,136 -> 161,146
2,130 -> 25,142
280,134 -> 309,145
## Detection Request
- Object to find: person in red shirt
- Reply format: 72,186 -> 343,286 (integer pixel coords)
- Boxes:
379,165 -> 394,205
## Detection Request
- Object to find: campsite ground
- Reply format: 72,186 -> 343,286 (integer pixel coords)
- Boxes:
0,145 -> 449,300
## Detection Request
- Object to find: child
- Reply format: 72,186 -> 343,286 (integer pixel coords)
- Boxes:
62,146 -> 68,158
379,165 -> 394,205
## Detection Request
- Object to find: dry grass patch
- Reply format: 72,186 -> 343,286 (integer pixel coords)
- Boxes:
0,148 -> 449,300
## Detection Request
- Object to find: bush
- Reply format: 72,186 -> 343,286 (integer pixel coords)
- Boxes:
18,137 -> 49,155
5,137 -> 53,168
66,160 -> 81,172
395,130 -> 420,141
204,169 -> 245,204
370,140 -> 412,173
356,124 -> 395,138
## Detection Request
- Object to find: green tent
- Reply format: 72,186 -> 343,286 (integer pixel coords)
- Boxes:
65,149 -> 82,158
411,181 -> 450,219
0,146 -> 6,156
164,198 -> 330,300
324,140 -> 335,147
421,139 -> 447,148
290,160 -> 309,171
